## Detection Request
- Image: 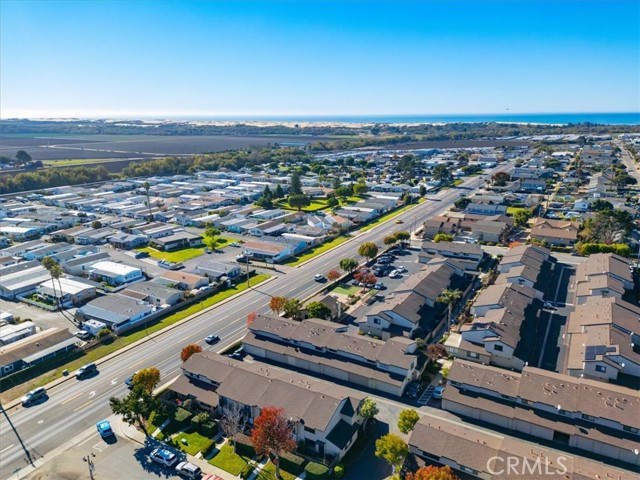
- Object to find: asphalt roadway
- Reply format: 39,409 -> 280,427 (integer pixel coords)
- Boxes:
0,162 -> 513,480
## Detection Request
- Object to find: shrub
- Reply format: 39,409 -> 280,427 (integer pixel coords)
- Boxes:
305,462 -> 330,480
234,432 -> 256,457
174,407 -> 193,423
333,464 -> 345,478
280,451 -> 307,475
96,328 -> 111,339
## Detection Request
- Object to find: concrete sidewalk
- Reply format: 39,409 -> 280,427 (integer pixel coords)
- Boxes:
112,415 -> 239,480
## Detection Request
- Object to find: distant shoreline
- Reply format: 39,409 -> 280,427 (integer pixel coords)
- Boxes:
2,112 -> 639,126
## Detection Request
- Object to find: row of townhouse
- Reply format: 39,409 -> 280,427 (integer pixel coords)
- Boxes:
565,253 -> 639,382
528,217 -> 580,246
242,314 -> 425,396
362,258 -> 472,340
408,411 -> 636,480
172,352 -> 366,462
445,245 -> 555,370
440,359 -> 640,469
423,213 -> 513,244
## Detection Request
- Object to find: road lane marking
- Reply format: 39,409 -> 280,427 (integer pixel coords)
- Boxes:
59,391 -> 86,405
77,433 -> 98,447
73,400 -> 93,412
89,391 -> 96,398
0,444 -> 14,454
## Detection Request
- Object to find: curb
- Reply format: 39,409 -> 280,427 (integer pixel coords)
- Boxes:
2,276 -> 277,411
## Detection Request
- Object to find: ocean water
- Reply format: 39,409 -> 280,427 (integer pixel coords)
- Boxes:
178,112 -> 640,125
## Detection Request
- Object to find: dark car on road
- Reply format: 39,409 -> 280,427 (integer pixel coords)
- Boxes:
76,362 -> 98,379
205,334 -> 220,345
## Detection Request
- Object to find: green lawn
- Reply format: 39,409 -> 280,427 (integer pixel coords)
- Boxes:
506,206 -> 531,216
358,205 -> 417,233
0,274 -> 271,402
173,430 -> 216,456
284,236 -> 350,266
331,284 -> 359,296
256,462 -> 297,480
275,199 -> 329,212
341,196 -> 364,205
209,444 -> 252,475
453,179 -> 464,186
137,246 -> 205,262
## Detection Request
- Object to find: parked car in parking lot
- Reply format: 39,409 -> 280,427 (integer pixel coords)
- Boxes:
373,282 -> 386,290
236,255 -> 250,263
433,385 -> 445,399
150,448 -> 178,467
396,265 -> 407,273
74,330 -> 92,340
404,382 -> 419,399
389,270 -> 401,278
134,251 -> 150,259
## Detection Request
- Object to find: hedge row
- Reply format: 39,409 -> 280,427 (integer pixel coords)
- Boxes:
304,462 -> 330,480
279,451 -> 307,475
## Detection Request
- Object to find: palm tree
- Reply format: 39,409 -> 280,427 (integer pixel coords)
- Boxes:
143,181 -> 153,223
41,257 -> 76,327
436,289 -> 462,327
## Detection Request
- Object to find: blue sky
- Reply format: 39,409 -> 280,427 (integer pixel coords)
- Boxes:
1,0 -> 638,118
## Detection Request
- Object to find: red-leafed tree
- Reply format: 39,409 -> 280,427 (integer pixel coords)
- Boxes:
251,407 -> 296,478
269,297 -> 287,315
247,311 -> 257,326
180,343 -> 202,362
354,270 -> 377,288
406,465 -> 460,480
327,269 -> 341,282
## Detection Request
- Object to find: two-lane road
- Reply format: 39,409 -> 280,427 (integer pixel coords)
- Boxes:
0,162 -> 512,479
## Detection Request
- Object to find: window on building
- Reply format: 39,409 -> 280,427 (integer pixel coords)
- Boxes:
467,351 -> 479,359
623,425 -> 639,434
304,426 -> 316,434
581,414 -> 596,422
460,466 -> 478,475
494,345 -> 504,352
595,365 -> 607,373
373,318 -> 381,325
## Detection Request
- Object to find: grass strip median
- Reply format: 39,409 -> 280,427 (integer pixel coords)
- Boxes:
284,236 -> 350,266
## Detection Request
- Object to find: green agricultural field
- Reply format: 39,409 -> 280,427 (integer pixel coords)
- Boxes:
284,236 -> 350,266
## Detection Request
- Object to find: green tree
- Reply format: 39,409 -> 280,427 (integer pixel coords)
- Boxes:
109,385 -> 160,436
384,235 -> 398,246
283,298 -> 303,319
204,225 -> 221,251
491,172 -> 511,186
419,184 -> 427,197
306,301 -> 331,320
375,434 -> 409,474
290,171 -> 303,195
339,257 -> 359,273
393,231 -> 410,246
335,185 -> 353,199
358,242 -> 379,262
91,220 -> 102,229
433,233 -> 453,243
397,409 -> 420,434
274,184 -> 284,199
581,209 -> 634,244
288,194 -> 311,211
436,289 -> 463,327
432,164 -> 452,183
327,196 -> 340,208
513,209 -> 532,228
590,199 -> 613,211
359,397 -> 379,427
354,182 -> 368,195
15,150 -> 32,164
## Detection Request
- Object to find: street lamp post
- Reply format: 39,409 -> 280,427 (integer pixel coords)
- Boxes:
83,452 -> 96,479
